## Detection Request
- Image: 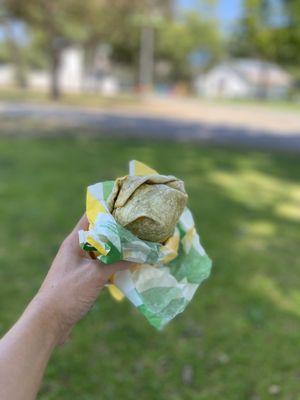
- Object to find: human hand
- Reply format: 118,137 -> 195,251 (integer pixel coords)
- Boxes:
33,214 -> 129,345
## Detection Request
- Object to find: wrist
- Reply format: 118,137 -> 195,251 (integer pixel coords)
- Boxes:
28,294 -> 68,346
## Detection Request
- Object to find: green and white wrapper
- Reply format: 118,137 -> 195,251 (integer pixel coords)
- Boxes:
79,160 -> 212,330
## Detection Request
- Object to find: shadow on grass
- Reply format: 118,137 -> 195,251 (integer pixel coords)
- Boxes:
1,105 -> 300,153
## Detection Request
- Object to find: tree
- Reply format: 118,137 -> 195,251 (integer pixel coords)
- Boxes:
1,0 -> 222,95
230,0 -> 300,67
81,0 -> 144,75
3,0 -> 89,99
2,0 -> 157,97
0,5 -> 28,87
229,0 -> 276,61
156,11 -> 222,81
135,0 -> 174,89
81,0 -> 174,88
272,0 -> 300,67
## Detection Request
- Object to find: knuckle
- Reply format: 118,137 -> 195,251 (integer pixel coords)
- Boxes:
61,234 -> 73,248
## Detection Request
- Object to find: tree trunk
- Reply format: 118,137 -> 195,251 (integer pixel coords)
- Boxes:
42,0 -> 63,100
139,25 -> 154,92
50,46 -> 61,100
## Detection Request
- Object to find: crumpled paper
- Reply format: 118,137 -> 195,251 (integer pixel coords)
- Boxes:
79,160 -> 212,329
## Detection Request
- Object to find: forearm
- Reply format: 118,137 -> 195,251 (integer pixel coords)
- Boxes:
0,215 -> 127,399
0,296 -> 61,400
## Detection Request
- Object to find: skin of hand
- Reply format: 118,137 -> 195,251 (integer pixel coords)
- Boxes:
36,214 -> 130,344
0,214 -> 130,400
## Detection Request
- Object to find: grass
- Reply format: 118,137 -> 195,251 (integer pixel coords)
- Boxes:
0,87 -> 299,113
0,125 -> 300,399
206,97 -> 300,112
0,87 -> 138,108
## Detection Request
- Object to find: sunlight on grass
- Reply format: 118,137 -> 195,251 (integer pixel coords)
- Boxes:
208,170 -> 283,207
235,219 -> 277,253
275,203 -> 300,222
251,274 -> 300,318
245,220 -> 276,237
290,187 -> 300,202
208,169 -> 300,223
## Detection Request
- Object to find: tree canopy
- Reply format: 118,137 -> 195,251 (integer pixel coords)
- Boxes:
156,11 -> 222,80
0,0 -> 222,95
230,0 -> 300,68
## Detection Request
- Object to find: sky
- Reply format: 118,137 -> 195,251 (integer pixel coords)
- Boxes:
177,0 -> 243,31
0,0 -> 243,43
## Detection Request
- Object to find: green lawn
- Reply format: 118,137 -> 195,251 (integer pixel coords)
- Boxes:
0,87 -> 299,112
206,97 -> 300,112
0,87 -> 137,108
0,130 -> 300,399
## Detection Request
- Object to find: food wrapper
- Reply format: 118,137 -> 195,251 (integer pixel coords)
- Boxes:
79,160 -> 212,329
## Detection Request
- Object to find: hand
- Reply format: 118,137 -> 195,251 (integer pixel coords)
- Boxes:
0,215 -> 129,400
34,214 -> 129,345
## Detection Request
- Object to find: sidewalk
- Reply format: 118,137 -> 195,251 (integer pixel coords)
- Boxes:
130,97 -> 300,135
0,98 -> 299,152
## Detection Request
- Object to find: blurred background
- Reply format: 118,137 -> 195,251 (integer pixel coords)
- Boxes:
0,0 -> 299,399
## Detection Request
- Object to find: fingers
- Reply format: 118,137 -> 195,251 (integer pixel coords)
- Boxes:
67,214 -> 134,275
97,260 -> 133,282
62,214 -> 89,256
73,213 -> 89,232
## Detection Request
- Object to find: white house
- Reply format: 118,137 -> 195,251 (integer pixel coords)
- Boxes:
0,46 -> 122,95
28,47 -> 85,93
0,65 -> 15,86
195,59 -> 292,99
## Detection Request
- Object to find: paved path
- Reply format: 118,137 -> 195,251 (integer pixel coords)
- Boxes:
0,101 -> 299,152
